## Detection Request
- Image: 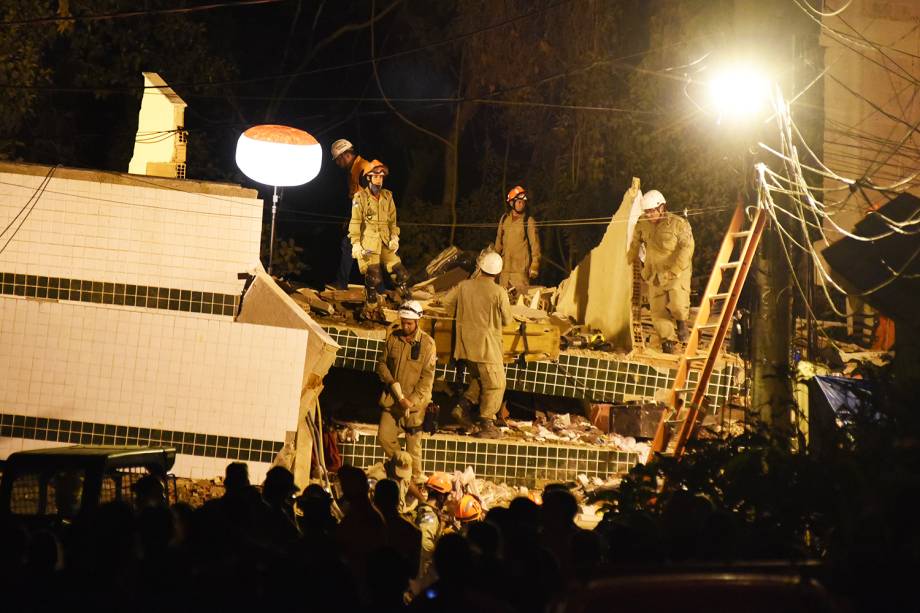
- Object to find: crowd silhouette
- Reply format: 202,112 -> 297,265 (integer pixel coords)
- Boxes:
0,460 -> 844,612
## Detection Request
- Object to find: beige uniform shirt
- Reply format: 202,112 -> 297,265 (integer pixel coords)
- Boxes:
495,213 -> 541,276
375,326 -> 437,428
440,276 -> 512,364
348,187 -> 399,255
627,212 -> 694,289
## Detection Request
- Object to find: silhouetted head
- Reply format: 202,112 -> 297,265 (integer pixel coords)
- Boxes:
542,489 -> 579,528
509,496 -> 540,527
374,479 -> 400,515
262,466 -> 298,505
224,462 -> 250,494
337,464 -> 370,503
131,474 -> 166,509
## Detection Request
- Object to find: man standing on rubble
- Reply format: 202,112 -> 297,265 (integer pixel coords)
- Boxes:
349,159 -> 413,318
440,252 -> 512,438
376,300 -> 437,489
330,139 -> 366,290
627,189 -> 694,354
495,185 -> 541,294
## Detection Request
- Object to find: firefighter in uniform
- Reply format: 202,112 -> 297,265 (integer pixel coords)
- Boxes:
495,185 -> 541,294
627,189 -> 694,354
440,251 -> 512,439
375,300 -> 437,488
330,138 -> 366,289
348,159 -> 413,318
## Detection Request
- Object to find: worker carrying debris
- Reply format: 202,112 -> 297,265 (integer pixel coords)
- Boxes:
495,185 -> 541,294
375,300 -> 437,487
348,159 -> 413,318
330,138 -> 365,290
627,189 -> 695,354
440,252 -> 512,438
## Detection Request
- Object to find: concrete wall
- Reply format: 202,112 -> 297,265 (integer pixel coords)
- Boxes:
0,162 -> 308,482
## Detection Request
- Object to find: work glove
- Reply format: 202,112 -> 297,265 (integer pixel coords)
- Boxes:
528,267 -> 538,279
351,243 -> 362,259
388,236 -> 399,252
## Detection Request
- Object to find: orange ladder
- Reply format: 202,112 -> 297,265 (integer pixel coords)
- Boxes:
650,202 -> 766,458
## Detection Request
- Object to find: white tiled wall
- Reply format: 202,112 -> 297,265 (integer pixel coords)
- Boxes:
0,296 -> 308,479
0,169 -> 263,294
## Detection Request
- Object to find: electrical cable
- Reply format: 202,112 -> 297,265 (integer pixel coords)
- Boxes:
0,166 -> 57,255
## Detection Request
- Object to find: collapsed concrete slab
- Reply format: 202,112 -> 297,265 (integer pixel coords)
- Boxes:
237,268 -> 340,487
553,178 -> 643,351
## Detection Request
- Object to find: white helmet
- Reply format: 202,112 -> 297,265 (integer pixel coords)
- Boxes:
330,139 -> 354,160
641,189 -> 666,211
480,252 -> 503,275
398,300 -> 423,320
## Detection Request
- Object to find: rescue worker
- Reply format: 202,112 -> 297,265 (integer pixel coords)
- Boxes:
348,159 -> 413,318
495,185 -> 541,293
375,300 -> 437,489
627,189 -> 694,354
330,139 -> 366,289
415,472 -> 454,582
440,251 -> 512,439
455,493 -> 483,525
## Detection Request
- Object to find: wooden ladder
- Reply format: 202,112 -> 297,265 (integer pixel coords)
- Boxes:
650,202 -> 766,458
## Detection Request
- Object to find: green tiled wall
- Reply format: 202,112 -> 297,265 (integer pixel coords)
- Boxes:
0,272 -> 239,316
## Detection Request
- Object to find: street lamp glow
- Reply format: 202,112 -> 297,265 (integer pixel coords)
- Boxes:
235,124 -> 322,274
707,65 -> 771,121
235,124 -> 322,186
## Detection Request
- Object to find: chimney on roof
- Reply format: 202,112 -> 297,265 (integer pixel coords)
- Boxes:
128,72 -> 188,179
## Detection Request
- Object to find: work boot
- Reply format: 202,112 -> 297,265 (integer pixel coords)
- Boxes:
393,264 -> 413,302
450,398 -> 474,430
396,282 -> 413,303
473,419 -> 501,439
676,320 -> 689,343
661,339 -> 677,354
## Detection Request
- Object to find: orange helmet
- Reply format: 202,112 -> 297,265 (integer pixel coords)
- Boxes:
527,491 -> 543,506
506,185 -> 526,203
426,472 -> 452,494
456,493 -> 483,522
361,159 -> 389,178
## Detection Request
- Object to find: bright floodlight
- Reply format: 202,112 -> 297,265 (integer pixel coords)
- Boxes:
235,124 -> 322,186
707,65 -> 771,121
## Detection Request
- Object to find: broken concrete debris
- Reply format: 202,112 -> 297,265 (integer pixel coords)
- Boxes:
501,412 -> 651,462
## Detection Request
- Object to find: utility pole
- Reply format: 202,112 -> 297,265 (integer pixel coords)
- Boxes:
750,220 -> 794,431
737,0 -> 819,433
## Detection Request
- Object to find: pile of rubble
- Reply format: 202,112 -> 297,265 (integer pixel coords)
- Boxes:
452,466 -> 610,529
503,411 -> 651,462
175,477 -> 225,506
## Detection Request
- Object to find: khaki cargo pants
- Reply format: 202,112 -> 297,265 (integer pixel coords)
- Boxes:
462,361 -> 506,421
356,247 -> 403,275
377,409 -> 424,483
649,281 -> 690,342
